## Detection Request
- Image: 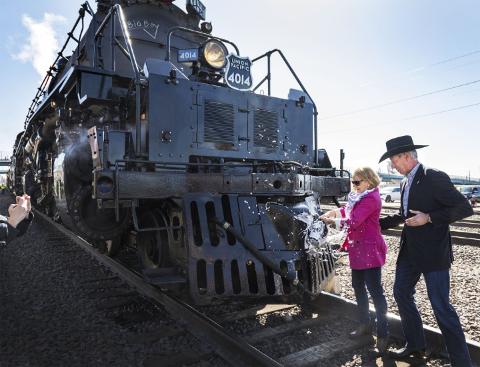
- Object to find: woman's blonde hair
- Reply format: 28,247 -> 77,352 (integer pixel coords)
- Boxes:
353,167 -> 381,189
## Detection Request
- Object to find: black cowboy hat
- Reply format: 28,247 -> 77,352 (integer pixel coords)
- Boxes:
379,135 -> 428,163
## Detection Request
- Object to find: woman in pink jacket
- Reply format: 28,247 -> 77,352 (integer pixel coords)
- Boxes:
321,167 -> 389,354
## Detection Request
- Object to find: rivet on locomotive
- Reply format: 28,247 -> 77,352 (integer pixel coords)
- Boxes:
9,0 -> 350,303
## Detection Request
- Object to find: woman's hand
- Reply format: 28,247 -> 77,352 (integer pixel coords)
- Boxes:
320,210 -> 337,219
319,216 -> 335,225
320,209 -> 339,226
320,216 -> 338,229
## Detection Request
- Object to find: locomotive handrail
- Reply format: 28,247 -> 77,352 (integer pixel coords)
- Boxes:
94,4 -> 143,81
94,4 -> 145,157
165,26 -> 240,62
251,49 -> 319,166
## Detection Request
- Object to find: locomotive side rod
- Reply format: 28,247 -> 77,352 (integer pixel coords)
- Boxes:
33,209 -> 283,367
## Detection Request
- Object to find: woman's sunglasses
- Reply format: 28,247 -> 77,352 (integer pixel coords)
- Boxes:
351,180 -> 363,186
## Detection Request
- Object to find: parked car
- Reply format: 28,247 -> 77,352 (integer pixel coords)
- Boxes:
380,186 -> 401,202
458,185 -> 480,207
472,190 -> 479,207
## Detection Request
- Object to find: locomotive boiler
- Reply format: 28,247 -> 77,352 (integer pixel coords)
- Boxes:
10,0 -> 349,303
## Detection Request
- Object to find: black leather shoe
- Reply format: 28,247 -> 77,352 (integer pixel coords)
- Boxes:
376,337 -> 390,355
389,345 -> 425,359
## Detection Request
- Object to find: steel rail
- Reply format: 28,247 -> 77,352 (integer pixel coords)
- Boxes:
456,218 -> 480,225
383,225 -> 480,239
382,228 -> 480,247
381,203 -> 480,216
33,209 -> 282,367
324,203 -> 480,227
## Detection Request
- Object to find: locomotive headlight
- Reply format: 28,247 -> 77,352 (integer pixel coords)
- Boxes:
201,40 -> 227,69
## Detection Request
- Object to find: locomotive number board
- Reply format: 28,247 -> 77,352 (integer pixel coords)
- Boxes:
225,54 -> 253,91
178,48 -> 199,63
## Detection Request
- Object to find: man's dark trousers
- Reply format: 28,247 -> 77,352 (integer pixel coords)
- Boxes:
394,255 -> 472,367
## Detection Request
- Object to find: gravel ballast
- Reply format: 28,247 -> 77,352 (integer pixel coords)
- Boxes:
0,195 -> 210,367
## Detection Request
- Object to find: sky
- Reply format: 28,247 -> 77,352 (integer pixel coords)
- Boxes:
0,0 -> 479,179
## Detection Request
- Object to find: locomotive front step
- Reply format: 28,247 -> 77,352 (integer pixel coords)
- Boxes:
143,267 -> 187,287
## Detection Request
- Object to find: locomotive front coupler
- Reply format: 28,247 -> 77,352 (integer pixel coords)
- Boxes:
212,217 -> 309,295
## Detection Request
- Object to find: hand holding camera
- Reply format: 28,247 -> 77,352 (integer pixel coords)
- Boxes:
7,194 -> 32,228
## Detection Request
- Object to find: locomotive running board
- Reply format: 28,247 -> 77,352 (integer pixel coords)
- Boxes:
183,193 -> 336,304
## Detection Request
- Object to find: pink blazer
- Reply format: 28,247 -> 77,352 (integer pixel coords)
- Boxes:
339,188 -> 387,270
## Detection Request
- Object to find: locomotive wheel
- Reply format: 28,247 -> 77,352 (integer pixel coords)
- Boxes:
64,143 -> 93,184
137,210 -> 169,270
69,186 -> 129,241
23,170 -> 39,203
41,194 -> 57,218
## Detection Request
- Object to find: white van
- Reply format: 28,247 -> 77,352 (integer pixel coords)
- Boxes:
380,186 -> 401,202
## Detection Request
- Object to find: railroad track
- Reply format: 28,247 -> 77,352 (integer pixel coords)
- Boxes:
381,203 -> 480,216
327,202 -> 480,218
33,209 -> 480,366
382,227 -> 480,246
34,209 -> 280,367
322,203 -> 480,246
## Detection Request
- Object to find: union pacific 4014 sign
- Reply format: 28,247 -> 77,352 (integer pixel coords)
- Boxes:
225,54 -> 253,91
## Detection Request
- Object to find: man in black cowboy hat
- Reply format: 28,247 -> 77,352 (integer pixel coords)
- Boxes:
379,135 -> 473,366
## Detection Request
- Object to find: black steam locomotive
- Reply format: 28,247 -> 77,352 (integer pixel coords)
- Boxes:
10,0 -> 349,303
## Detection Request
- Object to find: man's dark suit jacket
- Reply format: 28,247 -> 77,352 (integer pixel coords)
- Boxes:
380,164 -> 473,273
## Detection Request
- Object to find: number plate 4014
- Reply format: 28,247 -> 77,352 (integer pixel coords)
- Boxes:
225,54 -> 253,91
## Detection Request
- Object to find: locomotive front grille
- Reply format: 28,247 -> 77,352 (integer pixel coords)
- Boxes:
185,193 -> 336,303
204,100 -> 235,144
307,251 -> 336,294
254,109 -> 279,151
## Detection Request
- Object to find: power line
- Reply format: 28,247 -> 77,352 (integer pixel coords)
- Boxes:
424,49 -> 480,68
401,101 -> 480,121
321,101 -> 480,135
359,49 -> 480,88
320,78 -> 480,121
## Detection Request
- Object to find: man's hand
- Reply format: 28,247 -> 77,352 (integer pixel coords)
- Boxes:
405,210 -> 431,227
